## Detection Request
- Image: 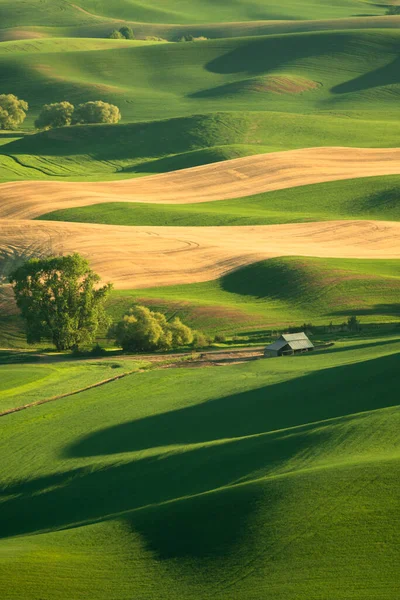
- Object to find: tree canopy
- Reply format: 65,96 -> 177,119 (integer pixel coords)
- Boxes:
73,101 -> 121,125
0,94 -> 28,130
10,253 -> 112,351
35,101 -> 75,130
112,305 -> 193,352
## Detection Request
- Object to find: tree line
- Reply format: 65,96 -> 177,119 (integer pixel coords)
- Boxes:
0,94 -> 121,130
9,254 -> 209,353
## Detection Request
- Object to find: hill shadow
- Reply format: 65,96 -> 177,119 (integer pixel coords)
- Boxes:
331,55 -> 400,94
0,352 -> 398,556
205,33 -> 348,75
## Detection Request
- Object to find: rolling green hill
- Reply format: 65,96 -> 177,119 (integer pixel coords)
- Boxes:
109,257 -> 400,333
40,174 -> 400,225
0,336 -> 399,598
1,29 -> 400,182
1,30 -> 400,125
2,109 -> 400,182
0,0 -> 389,30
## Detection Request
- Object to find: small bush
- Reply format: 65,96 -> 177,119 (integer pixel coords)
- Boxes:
90,343 -> 108,356
192,331 -> 210,349
144,36 -> 167,41
109,30 -> 124,39
386,6 -> 400,14
177,34 -> 194,42
347,315 -> 361,332
119,26 -> 135,39
214,334 -> 227,343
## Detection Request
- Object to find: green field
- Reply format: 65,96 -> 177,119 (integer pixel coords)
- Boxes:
1,0 -> 400,597
1,29 -> 400,181
40,174 -> 400,225
0,357 -> 145,412
0,0 -> 389,29
0,336 -> 399,598
109,257 -> 400,333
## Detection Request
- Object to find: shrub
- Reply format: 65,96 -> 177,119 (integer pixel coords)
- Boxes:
178,34 -> 194,42
35,101 -> 74,130
214,334 -> 227,343
109,30 -> 124,39
0,94 -> 28,130
144,36 -> 167,41
119,26 -> 135,39
347,315 -> 361,332
112,306 -> 194,352
386,6 -> 400,14
192,331 -> 210,349
72,101 -> 121,125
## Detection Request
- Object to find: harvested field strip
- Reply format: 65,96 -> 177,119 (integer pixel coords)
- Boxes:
1,147 -> 400,219
1,219 -> 400,289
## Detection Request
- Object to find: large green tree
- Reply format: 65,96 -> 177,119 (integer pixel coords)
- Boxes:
35,101 -> 75,130
73,101 -> 121,125
0,94 -> 28,130
10,253 -> 112,351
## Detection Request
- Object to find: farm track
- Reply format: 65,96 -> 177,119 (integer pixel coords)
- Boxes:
1,147 -> 400,219
1,219 -> 399,288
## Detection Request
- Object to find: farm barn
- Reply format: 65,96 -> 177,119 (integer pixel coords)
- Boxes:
264,332 -> 314,357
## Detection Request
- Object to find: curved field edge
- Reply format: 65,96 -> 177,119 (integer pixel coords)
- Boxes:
1,16 -> 400,43
108,256 -> 400,333
38,174 -> 400,226
2,147 -> 400,219
0,336 -> 399,598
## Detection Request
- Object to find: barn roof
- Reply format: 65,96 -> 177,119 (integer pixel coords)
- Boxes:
265,332 -> 314,352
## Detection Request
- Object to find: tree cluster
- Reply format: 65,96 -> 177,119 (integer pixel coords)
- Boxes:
109,26 -> 135,39
0,94 -> 28,130
35,100 -> 121,130
112,305 -> 194,352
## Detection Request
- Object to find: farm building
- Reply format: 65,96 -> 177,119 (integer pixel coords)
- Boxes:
264,332 -> 314,357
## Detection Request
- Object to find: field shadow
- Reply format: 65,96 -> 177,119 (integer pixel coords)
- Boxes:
329,304 -> 400,317
205,34 -> 347,75
0,352 -> 398,557
331,55 -> 400,94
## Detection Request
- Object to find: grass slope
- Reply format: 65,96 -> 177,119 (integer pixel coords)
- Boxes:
0,0 -> 388,29
109,257 -> 400,333
0,337 -> 399,598
0,357 -> 144,412
3,110 -> 400,182
40,174 -> 400,225
1,30 -> 400,123
1,29 -> 400,181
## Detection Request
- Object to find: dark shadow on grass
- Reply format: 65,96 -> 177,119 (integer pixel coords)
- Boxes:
67,352 -> 399,458
329,304 -> 400,317
0,352 -> 398,554
205,33 -> 348,75
332,55 -> 400,94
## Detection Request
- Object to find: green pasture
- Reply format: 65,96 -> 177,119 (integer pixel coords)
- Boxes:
0,28 -> 400,182
109,257 -> 400,333
2,109 -> 400,182
0,0 -> 388,30
0,335 -> 399,598
1,30 -> 400,124
41,174 -> 400,225
0,358 -> 145,412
